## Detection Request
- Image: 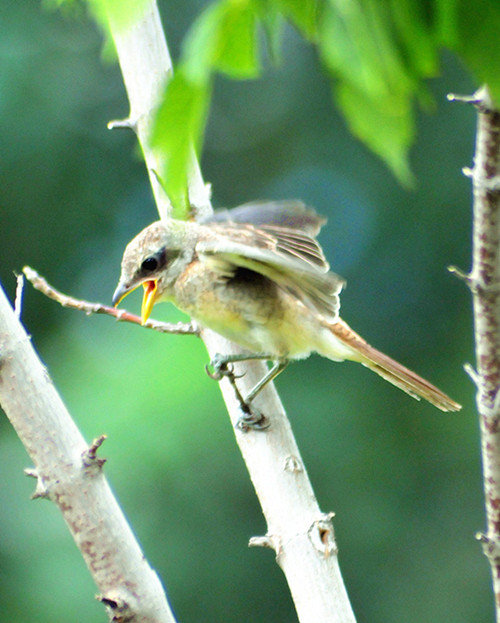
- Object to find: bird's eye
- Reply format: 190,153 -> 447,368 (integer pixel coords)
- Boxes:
141,256 -> 158,272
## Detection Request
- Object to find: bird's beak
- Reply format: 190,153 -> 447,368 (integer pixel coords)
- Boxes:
112,282 -> 132,307
141,280 -> 158,325
112,280 -> 158,325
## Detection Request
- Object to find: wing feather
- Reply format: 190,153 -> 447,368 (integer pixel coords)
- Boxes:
197,222 -> 345,320
204,200 -> 326,236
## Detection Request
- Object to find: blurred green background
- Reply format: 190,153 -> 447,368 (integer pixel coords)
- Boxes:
0,2 -> 487,622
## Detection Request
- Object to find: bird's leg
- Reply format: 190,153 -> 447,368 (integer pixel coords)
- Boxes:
244,360 -> 289,403
205,353 -> 287,432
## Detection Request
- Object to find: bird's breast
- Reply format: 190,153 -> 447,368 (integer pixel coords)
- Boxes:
171,261 -> 316,358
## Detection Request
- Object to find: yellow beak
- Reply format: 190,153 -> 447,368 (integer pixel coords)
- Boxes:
141,280 -> 158,324
112,279 -> 158,325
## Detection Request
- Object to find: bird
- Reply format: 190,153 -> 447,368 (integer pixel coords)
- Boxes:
113,200 -> 461,423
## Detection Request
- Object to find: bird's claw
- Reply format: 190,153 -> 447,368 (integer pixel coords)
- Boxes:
205,360 -> 234,380
205,354 -> 245,381
236,406 -> 270,432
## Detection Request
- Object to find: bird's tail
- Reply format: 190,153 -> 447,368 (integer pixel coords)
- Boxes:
328,319 -> 461,412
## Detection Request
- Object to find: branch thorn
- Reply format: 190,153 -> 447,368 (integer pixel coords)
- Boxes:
248,534 -> 281,553
447,91 -> 483,106
107,117 -> 136,132
82,434 -> 107,470
14,272 -> 24,320
24,468 -> 50,499
464,362 -> 480,387
24,467 -> 38,478
448,265 -> 474,289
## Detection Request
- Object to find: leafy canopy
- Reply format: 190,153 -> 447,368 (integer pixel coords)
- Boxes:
48,0 -> 500,216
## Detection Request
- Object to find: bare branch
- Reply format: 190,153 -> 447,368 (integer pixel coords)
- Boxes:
0,282 -> 178,623
22,266 -> 197,336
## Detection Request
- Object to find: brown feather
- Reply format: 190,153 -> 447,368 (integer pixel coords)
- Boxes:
330,320 -> 461,412
198,221 -> 345,320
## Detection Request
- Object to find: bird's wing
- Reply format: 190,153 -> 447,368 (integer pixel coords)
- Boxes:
197,222 -> 345,320
203,200 -> 326,236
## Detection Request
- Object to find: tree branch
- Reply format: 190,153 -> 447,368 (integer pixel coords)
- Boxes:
0,282 -> 178,623
22,266 -> 197,336
460,85 -> 500,621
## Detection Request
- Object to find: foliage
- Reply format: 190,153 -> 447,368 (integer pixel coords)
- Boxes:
58,0 -> 500,213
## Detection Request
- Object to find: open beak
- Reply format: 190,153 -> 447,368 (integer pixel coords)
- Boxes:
141,280 -> 158,324
112,280 -> 158,325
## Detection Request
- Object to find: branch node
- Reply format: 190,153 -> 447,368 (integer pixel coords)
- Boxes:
476,532 -> 500,562
308,512 -> 337,558
97,592 -> 132,621
248,534 -> 280,552
283,455 -> 303,473
448,266 -> 500,295
462,166 -> 474,179
82,435 -> 107,471
477,175 -> 500,193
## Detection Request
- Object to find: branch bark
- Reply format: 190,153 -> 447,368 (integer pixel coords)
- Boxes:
0,283 -> 177,623
466,86 -> 500,622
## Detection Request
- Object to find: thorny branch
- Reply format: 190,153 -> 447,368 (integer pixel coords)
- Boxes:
452,86 -> 500,623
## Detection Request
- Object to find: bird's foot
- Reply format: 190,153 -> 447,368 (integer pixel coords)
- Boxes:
236,404 -> 270,432
205,353 -> 269,432
205,353 -> 245,381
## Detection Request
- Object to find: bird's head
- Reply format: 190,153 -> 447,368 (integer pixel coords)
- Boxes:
112,220 -> 194,324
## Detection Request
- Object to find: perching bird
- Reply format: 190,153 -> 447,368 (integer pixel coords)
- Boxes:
113,201 -> 461,419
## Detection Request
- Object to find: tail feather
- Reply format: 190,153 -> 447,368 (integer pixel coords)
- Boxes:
330,320 -> 461,412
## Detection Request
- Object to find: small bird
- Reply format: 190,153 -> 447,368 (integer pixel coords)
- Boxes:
113,201 -> 461,419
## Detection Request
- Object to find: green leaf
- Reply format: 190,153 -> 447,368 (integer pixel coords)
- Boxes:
273,0 -> 322,39
151,70 -> 211,218
92,0 -> 149,32
433,0 -> 459,48
389,0 -> 439,79
259,8 -> 285,65
215,2 -> 260,78
317,0 -> 441,183
182,0 -> 260,83
336,81 -> 414,186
